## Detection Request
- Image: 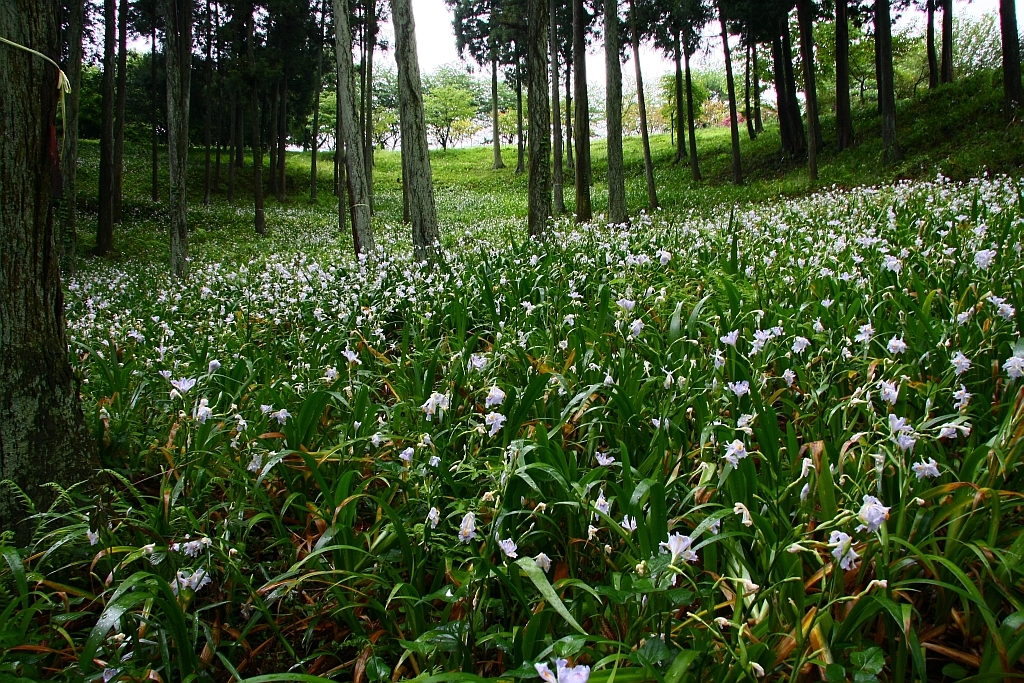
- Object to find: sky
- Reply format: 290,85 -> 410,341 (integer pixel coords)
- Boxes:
376,0 -> 1024,86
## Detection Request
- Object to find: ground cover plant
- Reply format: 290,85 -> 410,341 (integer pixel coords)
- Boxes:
4,163 -> 1024,682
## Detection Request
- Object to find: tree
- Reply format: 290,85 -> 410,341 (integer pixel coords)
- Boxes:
572,0 -> 592,222
113,0 -> 129,223
550,0 -> 565,214
0,0 -> 96,541
311,0 -> 328,201
876,0 -> 902,163
392,0 -> 440,259
246,3 -> 267,236
61,0 -> 85,275
940,0 -> 953,83
335,0 -> 376,254
161,0 -> 193,277
97,0 -> 116,255
925,0 -> 938,87
605,0 -> 627,224
718,0 -> 742,184
999,0 -> 1022,118
836,0 -> 854,149
629,0 -> 659,210
797,0 -> 819,182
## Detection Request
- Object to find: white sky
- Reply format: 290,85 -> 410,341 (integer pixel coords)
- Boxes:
377,0 -> 1023,86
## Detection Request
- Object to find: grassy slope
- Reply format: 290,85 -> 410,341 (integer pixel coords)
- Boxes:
74,72 -> 1024,261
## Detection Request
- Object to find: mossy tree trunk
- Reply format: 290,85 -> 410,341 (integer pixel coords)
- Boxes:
527,0 -> 552,237
161,0 -> 193,277
875,0 -> 902,164
98,0 -> 116,255
549,0 -> 564,214
836,0 -> 854,150
61,0 -> 85,276
113,0 -> 128,223
604,0 -> 626,225
491,54 -> 505,170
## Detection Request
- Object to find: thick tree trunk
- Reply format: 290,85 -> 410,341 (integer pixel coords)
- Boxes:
269,86 -> 279,197
515,69 -> 525,175
61,0 -> 85,276
719,3 -> 742,185
604,0 -> 627,224
214,7 -> 222,194
527,0 -> 552,237
491,54 -> 505,169
875,0 -> 902,163
927,0 -> 939,89
752,41 -> 762,133
781,22 -> 805,154
227,92 -> 236,202
550,0 -> 565,215
798,0 -> 819,182
0,0 -> 97,541
113,0 -> 128,223
162,0 -> 193,277
629,0 -> 657,210
1000,0 -> 1022,118
391,0 -> 439,259
683,35 -> 701,181
941,0 -> 954,84
151,9 -> 160,202
771,33 -> 795,156
363,0 -> 376,212
236,106 -> 244,168
333,0 -> 375,255
572,0 -> 592,222
311,0 -> 327,202
247,8 -> 266,235
673,33 -> 686,163
97,0 -> 116,255
334,89 -> 341,196
203,0 -> 213,205
745,38 -> 755,140
564,63 -> 573,170
277,76 -> 287,202
836,0 -> 854,150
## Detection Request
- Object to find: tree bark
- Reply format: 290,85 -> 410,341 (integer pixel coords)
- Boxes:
683,32 -> 701,181
491,54 -> 505,169
334,0 -> 376,255
247,6 -> 267,235
214,6 -> 223,194
113,0 -> 128,223
151,5 -> 160,202
391,0 -> 439,259
771,32 -> 795,156
565,61 -> 573,170
515,68 -> 525,175
836,0 -> 854,150
673,32 -> 687,163
0,0 -> 97,541
572,0 -> 592,222
550,0 -> 565,214
62,0 -> 85,276
629,0 -> 657,211
236,105 -> 245,167
227,91 -> 236,202
363,0 -> 376,212
797,0 -> 819,182
97,0 -> 116,255
161,0 -> 193,276
268,85 -> 279,197
203,0 -> 214,205
745,38 -> 755,140
312,0 -> 327,201
927,0 -> 939,89
875,0 -> 902,163
1000,0 -> 1022,118
527,0 -> 552,237
277,74 -> 287,202
941,0 -> 954,84
752,41 -> 762,133
604,0 -> 627,224
781,21 -> 805,154
719,2 -> 742,185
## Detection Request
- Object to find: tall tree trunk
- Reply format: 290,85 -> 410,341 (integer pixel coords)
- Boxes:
235,105 -> 244,167
564,62 -> 573,170
771,32 -> 795,156
719,2 -> 742,185
113,0 -> 128,223
62,0 -> 85,275
604,0 -> 627,224
97,0 -> 116,255
491,54 -> 505,169
203,0 -> 213,205
797,0 -> 819,182
268,85 -> 279,197
151,6 -> 160,202
550,0 -> 565,214
277,75 -> 287,202
527,0 -> 552,237
213,7 -> 223,194
673,32 -> 686,163
941,0 -> 954,84
334,87 -> 341,195
363,0 -> 376,212
333,0 -> 375,255
683,33 -> 701,181
162,0 -> 193,276
311,0 -> 327,201
247,7 -> 267,235
227,91 -> 236,202
515,68 -> 525,175
391,0 -> 439,258
1000,0 -> 1022,118
781,21 -> 805,154
0,0 -> 97,542
836,0 -> 854,150
745,37 -> 755,140
875,0 -> 902,163
927,0 -> 939,89
629,0 -> 657,210
572,0 -> 592,222
752,41 -> 762,133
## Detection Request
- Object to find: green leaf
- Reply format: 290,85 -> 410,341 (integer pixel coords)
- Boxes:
664,649 -> 700,683
515,556 -> 586,634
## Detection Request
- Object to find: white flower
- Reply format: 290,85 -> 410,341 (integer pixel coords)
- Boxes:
323,367 -> 338,382
458,512 -> 476,543
171,568 -> 212,596
594,491 -> 610,516
887,337 -> 907,355
629,318 -> 644,338
720,329 -> 740,346
534,552 -> 552,572
596,451 -> 616,466
207,359 -> 221,374
951,351 -> 971,376
953,384 -> 971,410
912,458 -> 940,480
616,297 -> 636,312
271,408 -> 290,425
429,454 -> 440,467
723,439 -> 748,467
792,336 -> 810,354
342,348 -> 361,365
733,502 -> 753,526
883,255 -> 902,274
535,659 -> 591,683
1005,355 -> 1024,380
974,248 -> 997,270
621,515 -> 637,532
484,412 -> 506,436
800,482 -> 811,501
889,414 -> 913,434
498,538 -> 518,558
87,529 -> 100,546
468,353 -> 488,372
170,536 -> 212,558
247,452 -> 263,473
422,392 -> 450,421
564,314 -> 576,326
783,368 -> 796,387
657,249 -> 672,265
896,432 -> 917,452
938,423 -> 959,439
829,531 -> 859,570
659,532 -> 698,564
195,398 -> 213,424
855,323 -> 874,344
728,380 -> 750,397
857,495 -> 890,533
485,386 -> 505,408
751,662 -> 766,678
800,457 -> 815,479
399,447 -> 415,463
878,380 -> 899,405
260,404 -> 274,415
426,507 -> 440,528
171,377 -> 196,394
